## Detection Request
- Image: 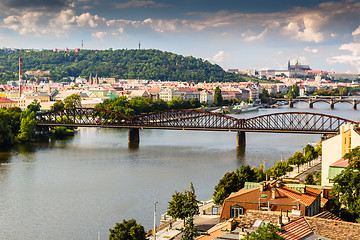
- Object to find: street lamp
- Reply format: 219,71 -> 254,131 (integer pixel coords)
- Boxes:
154,202 -> 158,240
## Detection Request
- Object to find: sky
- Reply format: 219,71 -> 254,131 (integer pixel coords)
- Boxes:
0,0 -> 360,74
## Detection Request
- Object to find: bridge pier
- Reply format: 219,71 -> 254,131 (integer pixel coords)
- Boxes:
353,101 -> 357,110
330,103 -> 334,110
128,128 -> 140,145
289,101 -> 294,108
308,101 -> 313,108
236,131 -> 246,147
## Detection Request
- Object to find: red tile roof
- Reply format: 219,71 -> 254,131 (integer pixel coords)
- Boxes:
0,97 -> 16,103
278,217 -> 314,240
330,158 -> 349,168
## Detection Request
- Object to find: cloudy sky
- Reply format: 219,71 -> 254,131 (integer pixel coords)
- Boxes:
1,0 -> 360,73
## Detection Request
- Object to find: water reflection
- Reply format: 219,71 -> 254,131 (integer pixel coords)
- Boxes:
236,146 -> 246,164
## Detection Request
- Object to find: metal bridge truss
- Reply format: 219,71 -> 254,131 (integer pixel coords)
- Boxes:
36,108 -> 355,134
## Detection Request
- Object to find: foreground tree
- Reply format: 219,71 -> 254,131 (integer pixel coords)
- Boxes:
50,100 -> 65,111
64,93 -> 82,108
17,110 -> 36,142
269,161 -> 293,178
305,173 -> 316,185
245,223 -> 284,240
27,99 -> 41,112
181,216 -> 201,240
213,86 -> 223,106
168,183 -> 199,224
213,171 -> 241,205
331,146 -> 360,222
288,151 -> 305,173
108,219 -> 146,240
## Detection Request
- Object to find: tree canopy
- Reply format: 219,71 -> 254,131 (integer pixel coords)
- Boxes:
167,183 -> 199,224
213,165 -> 266,205
0,49 -> 249,83
245,223 -> 284,240
213,86 -> 223,106
108,219 -> 146,240
331,146 -> 360,222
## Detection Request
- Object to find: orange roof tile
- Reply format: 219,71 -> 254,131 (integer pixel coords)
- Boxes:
278,217 -> 313,240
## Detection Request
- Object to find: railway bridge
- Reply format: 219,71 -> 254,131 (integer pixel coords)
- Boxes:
36,108 -> 356,147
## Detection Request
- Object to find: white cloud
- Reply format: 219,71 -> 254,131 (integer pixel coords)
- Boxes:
327,43 -> 360,72
282,14 -> 325,43
91,31 -> 107,41
209,51 -> 228,66
3,11 -> 48,35
352,26 -> 360,36
242,28 -> 268,42
304,47 -> 319,53
75,12 -> 104,28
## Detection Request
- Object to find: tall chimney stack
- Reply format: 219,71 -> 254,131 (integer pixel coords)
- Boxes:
19,58 -> 22,97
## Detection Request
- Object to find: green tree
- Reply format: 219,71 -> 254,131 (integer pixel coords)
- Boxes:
181,216 -> 200,240
213,171 -> 241,205
64,93 -> 82,108
259,89 -> 270,103
331,146 -> 360,222
27,99 -> 41,112
168,183 -> 199,224
305,173 -> 316,185
245,223 -> 284,240
108,219 -> 146,240
213,86 -> 223,106
17,110 -> 36,142
288,151 -> 305,173
315,171 -> 321,185
286,85 -> 300,99
0,109 -> 15,146
269,161 -> 293,178
50,100 -> 65,111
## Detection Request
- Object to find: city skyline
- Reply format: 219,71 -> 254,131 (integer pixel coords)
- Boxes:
0,0 -> 360,74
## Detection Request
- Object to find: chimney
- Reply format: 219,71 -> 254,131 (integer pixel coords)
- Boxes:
227,219 -> 234,232
260,182 -> 264,192
285,210 -> 290,222
278,209 -> 284,230
271,188 -> 276,200
19,58 -> 22,97
300,186 -> 306,194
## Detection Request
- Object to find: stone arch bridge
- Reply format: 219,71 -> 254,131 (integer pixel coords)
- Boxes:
272,97 -> 360,109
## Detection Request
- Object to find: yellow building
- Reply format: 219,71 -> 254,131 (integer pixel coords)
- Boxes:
321,123 -> 360,186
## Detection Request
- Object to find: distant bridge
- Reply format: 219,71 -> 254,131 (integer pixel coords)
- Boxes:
36,108 -> 356,146
271,97 -> 360,109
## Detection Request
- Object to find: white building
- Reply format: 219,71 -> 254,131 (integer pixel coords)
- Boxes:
321,123 -> 360,186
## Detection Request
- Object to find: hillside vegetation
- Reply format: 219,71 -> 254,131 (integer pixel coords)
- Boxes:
0,49 -> 250,83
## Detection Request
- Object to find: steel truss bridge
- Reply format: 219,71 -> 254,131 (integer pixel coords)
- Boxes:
36,108 -> 356,146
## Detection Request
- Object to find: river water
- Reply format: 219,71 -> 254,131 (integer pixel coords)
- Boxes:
0,102 -> 359,240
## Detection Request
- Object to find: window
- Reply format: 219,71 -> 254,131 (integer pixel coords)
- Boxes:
230,204 -> 244,218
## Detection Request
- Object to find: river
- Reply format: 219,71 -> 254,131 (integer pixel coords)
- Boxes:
0,102 -> 359,240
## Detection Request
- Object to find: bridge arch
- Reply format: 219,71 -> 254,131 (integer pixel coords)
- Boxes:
36,108 -> 133,127
242,112 -> 354,133
135,109 -> 242,130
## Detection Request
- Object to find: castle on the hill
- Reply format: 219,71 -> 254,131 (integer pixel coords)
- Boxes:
288,60 -> 311,71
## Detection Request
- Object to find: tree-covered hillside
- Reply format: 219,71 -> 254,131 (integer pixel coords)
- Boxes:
0,49 -> 247,83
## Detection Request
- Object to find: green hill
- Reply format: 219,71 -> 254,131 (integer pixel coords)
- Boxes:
0,48 -> 250,83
